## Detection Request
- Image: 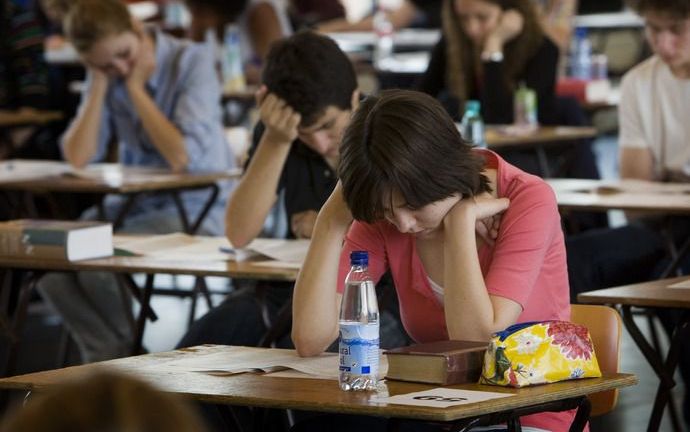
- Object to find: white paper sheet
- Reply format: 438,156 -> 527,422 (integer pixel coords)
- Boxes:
668,279 -> 690,289
138,346 -> 388,380
374,388 -> 514,408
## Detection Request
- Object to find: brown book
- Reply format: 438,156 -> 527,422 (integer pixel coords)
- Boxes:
384,340 -> 488,385
0,219 -> 113,261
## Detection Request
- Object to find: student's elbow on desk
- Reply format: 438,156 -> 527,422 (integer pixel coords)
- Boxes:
225,229 -> 251,249
292,324 -> 338,357
167,153 -> 189,173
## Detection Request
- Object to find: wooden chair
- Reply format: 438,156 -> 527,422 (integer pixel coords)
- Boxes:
570,304 -> 622,416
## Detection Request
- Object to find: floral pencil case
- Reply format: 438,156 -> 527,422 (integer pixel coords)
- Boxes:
480,320 -> 601,388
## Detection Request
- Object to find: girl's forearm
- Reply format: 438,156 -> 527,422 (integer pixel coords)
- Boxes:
291,213 -> 349,356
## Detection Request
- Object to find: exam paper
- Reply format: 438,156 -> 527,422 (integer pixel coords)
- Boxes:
138,346 -> 388,380
668,279 -> 690,289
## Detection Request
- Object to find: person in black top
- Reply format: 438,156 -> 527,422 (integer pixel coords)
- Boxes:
418,0 -> 558,124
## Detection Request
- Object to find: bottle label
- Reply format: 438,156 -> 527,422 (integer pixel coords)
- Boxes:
339,322 -> 379,376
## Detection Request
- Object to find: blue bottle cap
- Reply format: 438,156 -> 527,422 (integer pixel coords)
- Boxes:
465,100 -> 480,115
350,251 -> 368,266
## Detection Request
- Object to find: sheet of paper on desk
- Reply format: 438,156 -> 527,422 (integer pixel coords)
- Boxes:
0,160 -> 69,183
139,346 -> 347,379
114,233 -> 247,261
246,238 -> 310,263
668,279 -> 690,289
374,388 -> 514,408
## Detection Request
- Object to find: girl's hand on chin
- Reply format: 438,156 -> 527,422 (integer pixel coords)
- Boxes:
445,194 -> 510,228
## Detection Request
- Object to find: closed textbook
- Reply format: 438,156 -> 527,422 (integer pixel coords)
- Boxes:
384,340 -> 488,385
0,219 -> 113,261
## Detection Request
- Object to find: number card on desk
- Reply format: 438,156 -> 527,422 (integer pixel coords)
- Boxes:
375,388 -> 514,408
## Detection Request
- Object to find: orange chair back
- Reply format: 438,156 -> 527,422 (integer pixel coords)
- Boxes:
570,304 -> 622,416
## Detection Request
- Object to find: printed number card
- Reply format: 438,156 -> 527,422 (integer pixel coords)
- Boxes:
375,388 -> 514,408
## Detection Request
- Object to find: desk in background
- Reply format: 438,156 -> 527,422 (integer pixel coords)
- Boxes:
0,236 -> 301,378
482,125 -> 597,178
0,160 -> 239,234
579,277 -> 690,432
548,178 -> 690,278
0,344 -> 637,431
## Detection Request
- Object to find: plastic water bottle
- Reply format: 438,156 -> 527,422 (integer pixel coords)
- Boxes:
570,28 -> 592,80
460,100 -> 486,148
221,24 -> 246,93
339,251 -> 379,391
373,6 -> 394,70
513,83 -> 538,130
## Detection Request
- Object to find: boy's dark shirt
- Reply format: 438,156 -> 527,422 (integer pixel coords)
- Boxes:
248,122 -> 337,238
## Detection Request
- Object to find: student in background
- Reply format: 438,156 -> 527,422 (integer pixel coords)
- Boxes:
0,0 -> 51,159
573,0 -> 690,425
36,0 -> 234,362
288,0 -> 346,28
184,0 -> 292,84
0,371 -> 208,432
178,31 -> 405,351
292,90 -> 572,432
418,0 -> 558,124
317,0 -> 443,32
620,0 -> 690,422
533,0 -> 578,53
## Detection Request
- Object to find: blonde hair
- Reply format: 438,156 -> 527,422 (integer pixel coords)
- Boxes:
442,0 -> 544,102
0,371 -> 208,432
64,0 -> 133,53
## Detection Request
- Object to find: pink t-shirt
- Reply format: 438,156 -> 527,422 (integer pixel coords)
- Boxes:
337,150 -> 573,431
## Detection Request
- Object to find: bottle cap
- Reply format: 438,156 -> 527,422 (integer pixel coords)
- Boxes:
350,251 -> 368,266
465,100 -> 480,115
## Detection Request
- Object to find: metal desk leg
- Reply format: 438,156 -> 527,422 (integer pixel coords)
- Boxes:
171,184 -> 220,235
131,274 -> 155,356
112,194 -> 141,230
661,237 -> 690,279
568,396 -> 592,432
535,145 -> 552,178
621,305 -> 689,431
2,271 -> 44,378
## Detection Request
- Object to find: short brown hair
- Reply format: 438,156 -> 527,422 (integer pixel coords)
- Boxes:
339,89 -> 491,223
64,0 -> 133,53
628,0 -> 690,17
0,371 -> 208,432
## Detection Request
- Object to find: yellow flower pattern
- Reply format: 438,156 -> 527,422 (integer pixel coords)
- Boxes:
480,321 -> 601,388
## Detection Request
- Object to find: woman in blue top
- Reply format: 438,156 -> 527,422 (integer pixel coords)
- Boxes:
37,0 -> 235,362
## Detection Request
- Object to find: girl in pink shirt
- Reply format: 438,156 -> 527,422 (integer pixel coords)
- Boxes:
292,89 -> 573,431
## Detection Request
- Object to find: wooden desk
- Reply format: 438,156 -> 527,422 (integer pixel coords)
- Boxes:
485,126 -> 597,149
0,345 -> 637,430
0,160 -> 240,233
483,125 -> 597,178
0,240 -> 299,378
547,178 -> 690,214
579,277 -> 690,432
548,178 -> 690,279
0,110 -> 63,128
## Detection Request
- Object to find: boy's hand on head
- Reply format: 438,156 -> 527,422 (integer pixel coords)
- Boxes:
127,23 -> 156,88
291,210 -> 319,239
256,85 -> 301,145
